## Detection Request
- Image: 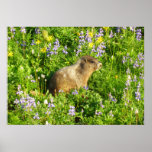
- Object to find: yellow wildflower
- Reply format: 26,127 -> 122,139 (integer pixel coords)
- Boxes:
8,51 -> 13,57
36,40 -> 41,44
103,27 -> 109,31
65,61 -> 70,64
115,75 -> 118,79
40,47 -> 47,53
88,42 -> 94,48
47,36 -> 53,42
77,32 -> 80,36
42,30 -> 49,40
88,32 -> 93,38
96,37 -> 103,43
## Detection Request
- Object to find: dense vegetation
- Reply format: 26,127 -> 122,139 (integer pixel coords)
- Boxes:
8,27 -> 144,125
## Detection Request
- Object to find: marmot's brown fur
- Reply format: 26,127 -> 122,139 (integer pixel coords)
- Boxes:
49,55 -> 102,95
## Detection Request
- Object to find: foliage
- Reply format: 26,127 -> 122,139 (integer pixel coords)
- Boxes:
8,27 -> 144,125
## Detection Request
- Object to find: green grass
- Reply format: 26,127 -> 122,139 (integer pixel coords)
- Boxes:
8,27 -> 144,125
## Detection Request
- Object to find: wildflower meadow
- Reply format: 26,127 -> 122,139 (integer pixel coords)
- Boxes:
8,27 -> 144,125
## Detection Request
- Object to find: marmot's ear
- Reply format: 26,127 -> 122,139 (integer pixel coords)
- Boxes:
82,57 -> 87,63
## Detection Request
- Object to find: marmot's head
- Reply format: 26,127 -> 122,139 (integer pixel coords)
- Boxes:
80,55 -> 102,72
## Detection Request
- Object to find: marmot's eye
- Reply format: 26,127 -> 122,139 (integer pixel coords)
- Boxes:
90,60 -> 94,63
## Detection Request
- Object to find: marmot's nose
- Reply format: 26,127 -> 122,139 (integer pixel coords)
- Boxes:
98,62 -> 102,68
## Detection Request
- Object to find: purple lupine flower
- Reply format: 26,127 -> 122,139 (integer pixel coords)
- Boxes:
48,100 -> 55,108
16,90 -> 23,95
79,35 -> 84,39
109,93 -> 117,102
79,39 -> 85,44
47,51 -> 54,56
109,30 -> 113,38
96,44 -> 105,57
46,47 -> 50,52
135,91 -> 141,101
21,41 -> 26,47
64,46 -> 67,50
116,27 -> 121,33
109,110 -> 114,117
33,113 -> 40,119
83,86 -> 89,90
62,49 -> 68,54
136,29 -> 142,41
139,72 -> 144,79
53,45 -> 58,51
48,103 -> 51,108
79,31 -> 85,46
122,56 -> 127,64
33,102 -> 36,108
48,43 -> 51,48
14,99 -> 19,104
99,28 -> 104,34
101,105 -> 104,108
31,80 -> 36,83
35,27 -> 40,34
54,51 -> 58,55
76,49 -> 82,56
133,60 -> 139,68
37,101 -> 40,105
16,93 -> 37,110
100,101 -> 104,108
53,39 -> 60,51
31,40 -> 36,45
58,89 -> 64,93
68,106 -> 75,116
46,44 -> 52,55
45,110 -> 51,115
10,27 -> 16,35
50,103 -> 55,107
18,85 -> 21,90
8,37 -> 11,40
20,27 -> 26,33
10,27 -> 15,32
85,30 -> 92,43
138,53 -> 144,62
20,97 -> 26,104
72,89 -> 78,95
54,39 -> 59,45
137,82 -> 141,89
95,28 -> 104,38
141,63 -> 144,67
130,26 -> 135,31
91,45 -> 96,52
100,42 -> 106,49
95,110 -> 102,115
135,82 -> 141,101
80,31 -> 84,35
122,26 -> 127,30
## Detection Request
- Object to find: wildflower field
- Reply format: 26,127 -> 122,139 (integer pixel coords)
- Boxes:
8,27 -> 144,125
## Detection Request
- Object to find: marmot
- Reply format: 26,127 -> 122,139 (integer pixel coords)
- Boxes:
49,55 -> 102,95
